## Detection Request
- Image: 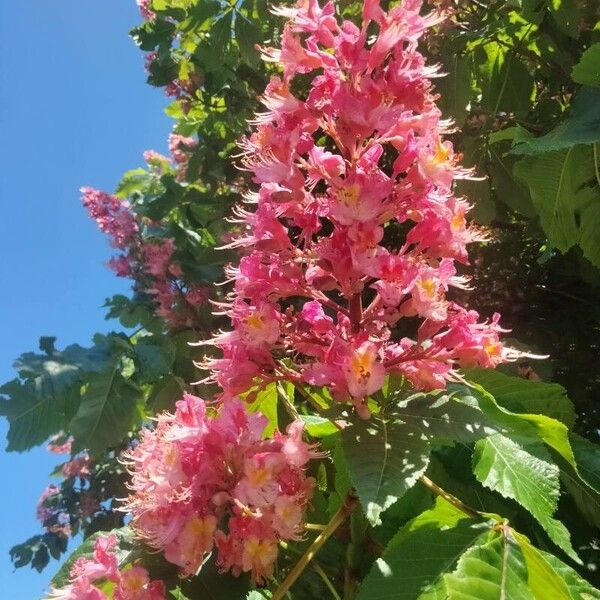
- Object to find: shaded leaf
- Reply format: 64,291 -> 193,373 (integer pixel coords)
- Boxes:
512,88 -> 600,154
235,16 -> 261,67
342,411 -> 431,525
69,367 -> 143,454
436,53 -> 472,125
513,144 -> 596,253
572,43 -> 600,87
133,337 -> 175,383
548,0 -> 581,38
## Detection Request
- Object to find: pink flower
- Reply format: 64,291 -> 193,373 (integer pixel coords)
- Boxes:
194,0 -> 524,418
123,396 -> 318,583
81,187 -> 138,249
48,535 -> 165,600
60,454 -> 92,480
136,0 -> 155,21
36,484 -> 59,523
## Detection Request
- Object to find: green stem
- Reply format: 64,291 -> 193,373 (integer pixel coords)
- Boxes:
593,143 -> 600,189
419,475 -> 482,519
272,493 -> 358,600
312,560 -> 343,600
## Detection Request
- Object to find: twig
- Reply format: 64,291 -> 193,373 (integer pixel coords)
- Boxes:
272,493 -> 359,600
419,475 -> 482,519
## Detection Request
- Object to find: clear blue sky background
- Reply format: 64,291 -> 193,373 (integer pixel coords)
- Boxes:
0,2 -> 171,597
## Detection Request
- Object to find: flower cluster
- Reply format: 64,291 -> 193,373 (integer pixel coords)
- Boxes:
36,441 -> 98,540
199,0 -> 523,416
136,0 -> 155,21
123,394 -> 319,584
47,534 -> 165,600
81,147 -> 208,328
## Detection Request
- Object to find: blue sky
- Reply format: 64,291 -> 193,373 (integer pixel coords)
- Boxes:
0,2 -> 171,597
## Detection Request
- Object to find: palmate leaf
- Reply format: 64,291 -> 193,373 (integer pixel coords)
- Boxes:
357,498 -> 489,600
511,88 -> 600,154
465,369 -> 575,427
455,381 -> 591,484
453,382 -> 600,540
538,548 -> 600,600
342,390 -> 500,525
0,378 -> 80,452
342,412 -> 431,525
512,532 -> 574,600
513,144 -> 597,256
560,434 -> 600,527
572,44 -> 600,87
393,391 -> 500,444
472,434 -> 578,562
444,535 -> 534,600
358,498 -> 600,600
0,335 -> 128,451
69,366 -> 143,454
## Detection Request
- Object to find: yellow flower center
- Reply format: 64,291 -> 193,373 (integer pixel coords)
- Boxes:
338,183 -> 360,207
484,340 -> 501,357
122,572 -> 145,591
245,313 -> 265,330
350,347 -> 375,383
431,140 -> 450,165
451,212 -> 465,231
247,462 -> 272,487
418,278 -> 437,298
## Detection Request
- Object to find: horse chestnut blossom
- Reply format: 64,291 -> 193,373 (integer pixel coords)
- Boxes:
197,0 -> 526,417
81,151 -> 209,329
123,394 -> 320,584
47,534 -> 165,600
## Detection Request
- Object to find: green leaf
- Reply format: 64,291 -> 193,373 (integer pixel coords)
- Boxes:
299,414 -> 339,438
357,498 -> 488,600
452,382 -> 579,472
69,366 -> 143,454
472,434 -> 578,561
513,144 -> 596,253
247,383 -> 278,438
180,553 -> 251,600
513,532 -> 573,599
133,337 -> 175,383
572,43 -> 600,86
0,378 -> 80,452
235,16 -> 262,67
579,186 -> 600,268
436,54 -> 473,125
511,88 -> 600,154
465,369 -> 575,427
149,374 -> 185,413
488,143 -> 537,217
444,534 -> 534,600
560,434 -> 600,527
538,548 -> 600,599
115,168 -> 149,198
548,0 -> 580,38
477,44 -> 534,118
393,391 -> 500,444
341,411 -> 431,525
